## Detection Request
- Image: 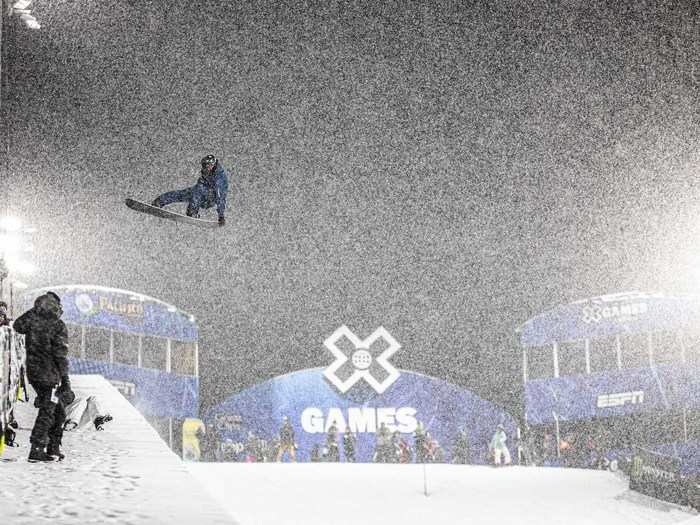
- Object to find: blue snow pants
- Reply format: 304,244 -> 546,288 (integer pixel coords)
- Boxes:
157,183 -> 215,217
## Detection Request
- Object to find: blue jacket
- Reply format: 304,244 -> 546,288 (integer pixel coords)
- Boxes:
198,163 -> 229,218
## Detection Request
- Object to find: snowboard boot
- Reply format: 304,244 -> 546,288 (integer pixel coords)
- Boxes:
28,444 -> 55,463
47,442 -> 65,461
151,197 -> 163,208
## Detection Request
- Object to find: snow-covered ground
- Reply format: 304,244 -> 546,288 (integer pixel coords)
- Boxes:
188,462 -> 697,525
1,374 -> 697,525
0,375 -> 235,525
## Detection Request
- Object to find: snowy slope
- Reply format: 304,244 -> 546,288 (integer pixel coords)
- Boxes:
188,462 -> 698,525
0,375 -> 236,525
1,374 -> 696,525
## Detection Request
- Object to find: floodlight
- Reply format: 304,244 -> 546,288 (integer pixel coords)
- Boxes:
12,280 -> 29,290
12,0 -> 31,10
0,234 -> 21,255
4,254 -> 34,275
0,216 -> 21,232
20,13 -> 40,29
14,260 -> 35,275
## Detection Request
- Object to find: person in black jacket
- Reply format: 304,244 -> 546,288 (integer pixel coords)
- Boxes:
324,423 -> 340,462
13,292 -> 73,462
343,427 -> 356,462
452,428 -> 471,464
276,416 -> 296,462
0,301 -> 11,327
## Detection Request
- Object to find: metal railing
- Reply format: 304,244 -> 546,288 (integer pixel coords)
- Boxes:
0,326 -> 27,452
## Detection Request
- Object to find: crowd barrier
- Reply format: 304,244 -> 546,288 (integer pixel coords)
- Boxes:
0,326 -> 27,453
629,445 -> 700,510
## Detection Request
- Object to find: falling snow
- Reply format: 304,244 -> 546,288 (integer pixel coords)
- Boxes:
1,0 -> 699,522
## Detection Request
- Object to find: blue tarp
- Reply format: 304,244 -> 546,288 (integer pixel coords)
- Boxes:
524,363 -> 700,424
205,367 -> 516,463
69,357 -> 199,418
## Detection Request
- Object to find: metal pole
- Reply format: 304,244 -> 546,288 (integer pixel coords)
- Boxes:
584,339 -> 591,374
1,0 -> 7,168
166,338 -> 172,373
679,331 -> 686,365
0,257 -> 7,304
137,335 -> 142,368
423,462 -> 428,497
1,1 -> 15,218
553,412 -> 561,459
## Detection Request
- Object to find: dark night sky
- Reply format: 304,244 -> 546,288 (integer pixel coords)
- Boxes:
1,0 -> 699,414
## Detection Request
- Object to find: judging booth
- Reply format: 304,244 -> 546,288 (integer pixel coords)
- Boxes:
518,291 -> 700,474
22,285 -> 199,452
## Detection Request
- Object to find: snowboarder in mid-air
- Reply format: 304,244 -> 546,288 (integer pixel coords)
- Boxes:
151,154 -> 229,227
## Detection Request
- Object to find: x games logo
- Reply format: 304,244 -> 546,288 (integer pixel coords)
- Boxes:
323,326 -> 401,394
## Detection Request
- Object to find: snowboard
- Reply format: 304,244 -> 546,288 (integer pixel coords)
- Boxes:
125,198 -> 219,228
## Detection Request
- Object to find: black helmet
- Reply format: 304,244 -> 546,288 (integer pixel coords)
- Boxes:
201,154 -> 218,173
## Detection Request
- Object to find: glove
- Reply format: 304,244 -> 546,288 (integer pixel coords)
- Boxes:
57,377 -> 75,406
218,215 -> 225,227
57,388 -> 75,406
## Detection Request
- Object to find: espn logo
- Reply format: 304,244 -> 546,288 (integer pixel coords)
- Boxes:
597,391 -> 644,408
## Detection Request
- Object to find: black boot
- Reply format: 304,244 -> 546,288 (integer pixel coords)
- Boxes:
28,444 -> 55,463
47,442 -> 65,461
151,197 -> 163,208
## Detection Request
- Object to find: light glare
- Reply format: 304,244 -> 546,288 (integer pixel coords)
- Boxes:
12,280 -> 29,290
0,216 -> 22,232
0,234 -> 22,255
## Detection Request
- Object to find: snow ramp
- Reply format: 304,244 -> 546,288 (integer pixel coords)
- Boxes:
0,375 -> 237,525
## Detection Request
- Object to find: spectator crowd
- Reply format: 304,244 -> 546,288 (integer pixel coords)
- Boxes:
199,416 -> 517,466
